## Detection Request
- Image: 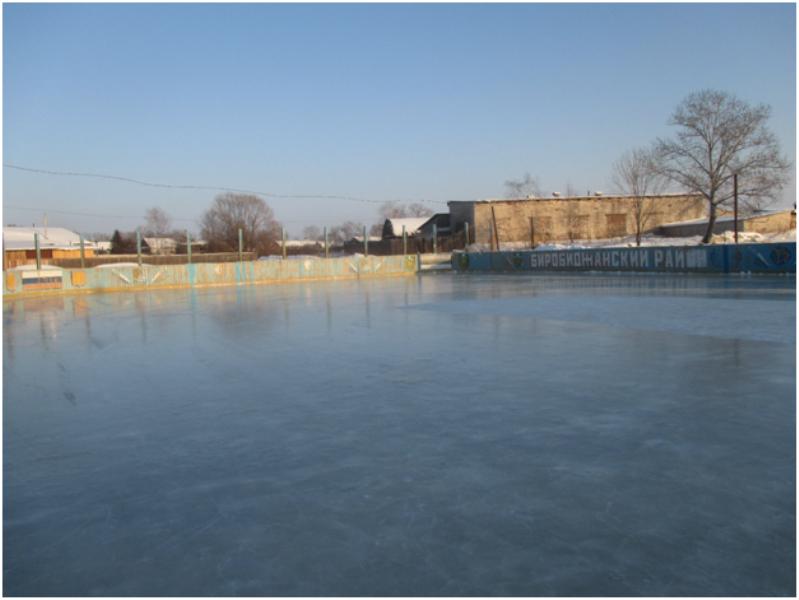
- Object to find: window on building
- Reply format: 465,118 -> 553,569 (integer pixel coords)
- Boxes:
605,214 -> 628,237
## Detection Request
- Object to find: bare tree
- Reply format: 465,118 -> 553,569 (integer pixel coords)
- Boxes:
406,203 -> 434,217
612,147 -> 664,246
200,193 -> 281,255
302,225 -> 323,241
564,202 -> 587,243
655,90 -> 790,243
328,221 -> 364,244
504,173 -> 542,198
564,182 -> 580,197
378,201 -> 433,219
143,207 -> 172,236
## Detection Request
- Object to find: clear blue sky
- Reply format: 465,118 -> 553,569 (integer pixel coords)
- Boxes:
3,3 -> 796,237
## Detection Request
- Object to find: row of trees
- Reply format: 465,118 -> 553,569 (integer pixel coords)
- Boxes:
505,89 -> 791,244
110,198 -> 437,255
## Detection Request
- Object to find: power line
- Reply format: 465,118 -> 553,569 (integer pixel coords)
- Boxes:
3,163 -> 449,206
2,204 -> 308,225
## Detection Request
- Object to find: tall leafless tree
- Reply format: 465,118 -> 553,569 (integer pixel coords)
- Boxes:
504,173 -> 542,198
200,193 -> 281,255
612,147 -> 664,246
302,226 -> 323,241
143,207 -> 172,236
378,201 -> 434,219
328,221 -> 364,244
654,90 -> 790,243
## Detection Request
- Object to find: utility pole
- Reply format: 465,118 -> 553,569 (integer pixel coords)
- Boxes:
733,172 -> 739,244
529,217 -> 535,248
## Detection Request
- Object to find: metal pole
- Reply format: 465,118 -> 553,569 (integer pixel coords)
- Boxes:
733,173 -> 739,244
238,228 -> 243,262
79,234 -> 85,269
529,217 -> 535,248
34,232 -> 41,270
433,223 -> 437,254
402,225 -> 407,256
136,229 -> 142,266
282,228 -> 287,260
363,225 -> 368,256
464,222 -> 470,248
186,230 -> 192,264
324,227 -> 329,259
490,205 -> 500,252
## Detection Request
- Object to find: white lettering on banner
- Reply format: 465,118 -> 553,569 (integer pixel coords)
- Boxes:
654,250 -> 664,266
665,251 -> 674,268
675,251 -> 685,268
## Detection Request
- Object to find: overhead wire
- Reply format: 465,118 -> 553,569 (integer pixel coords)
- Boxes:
3,163 -> 450,206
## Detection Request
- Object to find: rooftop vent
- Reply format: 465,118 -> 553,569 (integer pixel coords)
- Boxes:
594,191 -> 604,197
552,192 -> 561,197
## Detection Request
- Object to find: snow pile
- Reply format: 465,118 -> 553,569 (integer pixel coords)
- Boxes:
710,231 -> 764,244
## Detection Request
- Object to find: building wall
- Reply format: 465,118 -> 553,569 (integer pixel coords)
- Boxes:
742,211 -> 795,234
451,195 -> 706,245
4,248 -> 96,269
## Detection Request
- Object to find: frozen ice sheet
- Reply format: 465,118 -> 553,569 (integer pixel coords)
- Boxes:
3,273 -> 795,596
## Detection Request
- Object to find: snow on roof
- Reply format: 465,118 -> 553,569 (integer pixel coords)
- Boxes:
385,217 -> 429,236
3,226 -> 98,250
282,240 -> 323,248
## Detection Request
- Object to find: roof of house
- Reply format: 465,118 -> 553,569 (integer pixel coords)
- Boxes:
419,213 -> 451,229
3,226 -> 97,250
143,237 -> 178,248
283,240 -> 323,248
447,193 -> 703,206
384,217 -> 429,237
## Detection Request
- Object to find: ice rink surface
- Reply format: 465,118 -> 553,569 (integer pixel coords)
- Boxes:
3,273 -> 796,596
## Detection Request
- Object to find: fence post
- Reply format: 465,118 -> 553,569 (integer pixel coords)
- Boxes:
186,230 -> 192,264
363,225 -> 368,256
282,228 -> 287,259
433,223 -> 437,254
79,234 -> 85,269
136,229 -> 142,266
34,232 -> 41,270
402,225 -> 407,256
324,227 -> 329,258
238,228 -> 243,262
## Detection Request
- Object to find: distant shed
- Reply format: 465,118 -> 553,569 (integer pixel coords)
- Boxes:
3,227 -> 96,269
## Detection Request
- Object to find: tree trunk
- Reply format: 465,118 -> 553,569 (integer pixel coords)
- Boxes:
702,204 -> 717,244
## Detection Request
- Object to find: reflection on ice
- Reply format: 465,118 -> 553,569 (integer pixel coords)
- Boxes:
3,273 -> 795,596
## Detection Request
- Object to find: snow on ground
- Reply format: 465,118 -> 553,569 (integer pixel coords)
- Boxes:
465,229 -> 796,252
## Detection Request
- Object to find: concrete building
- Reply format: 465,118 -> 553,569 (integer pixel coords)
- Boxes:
448,193 -> 706,246
3,226 -> 96,269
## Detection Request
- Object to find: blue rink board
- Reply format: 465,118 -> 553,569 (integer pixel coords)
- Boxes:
453,242 -> 796,274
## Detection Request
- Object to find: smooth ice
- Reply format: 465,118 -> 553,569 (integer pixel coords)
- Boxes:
3,273 -> 796,596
